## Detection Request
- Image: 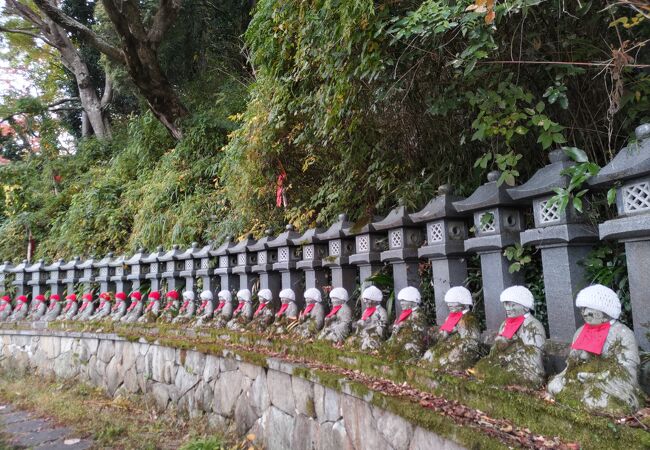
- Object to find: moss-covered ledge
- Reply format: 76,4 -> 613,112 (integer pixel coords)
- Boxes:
1,323 -> 649,449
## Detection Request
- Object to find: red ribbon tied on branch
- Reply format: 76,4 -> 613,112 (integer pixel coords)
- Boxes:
276,168 -> 287,208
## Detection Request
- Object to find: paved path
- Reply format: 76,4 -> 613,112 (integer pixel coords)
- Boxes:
0,404 -> 92,449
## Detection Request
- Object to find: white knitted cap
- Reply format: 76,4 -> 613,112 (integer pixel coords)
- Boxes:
258,288 -> 273,302
200,290 -> 213,301
329,287 -> 349,302
499,285 -> 534,309
182,291 -> 195,301
362,286 -> 383,303
397,286 -> 421,304
576,284 -> 621,320
279,288 -> 295,301
217,290 -> 232,302
304,288 -> 322,303
444,286 -> 472,306
237,289 -> 252,302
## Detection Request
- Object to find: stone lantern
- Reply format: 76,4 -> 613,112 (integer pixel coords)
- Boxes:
0,261 -> 14,295
142,246 -> 165,292
94,252 -> 115,293
291,227 -> 327,292
589,123 -> 650,349
10,260 -> 29,297
77,257 -> 96,292
453,171 -> 524,332
109,255 -> 129,293
348,218 -> 385,288
125,248 -> 148,291
317,214 -> 357,295
509,150 -> 597,343
269,225 -> 304,305
44,258 -> 66,296
231,234 -> 258,292
194,243 -> 215,292
178,242 -> 202,292
159,245 -> 185,291
411,185 -> 470,325
372,203 -> 424,313
250,230 -> 281,300
212,236 -> 238,292
26,258 -> 48,297
60,257 -> 81,294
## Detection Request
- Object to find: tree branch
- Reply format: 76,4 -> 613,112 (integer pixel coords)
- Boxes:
0,26 -> 56,48
31,0 -> 126,65
0,98 -> 80,124
147,0 -> 184,46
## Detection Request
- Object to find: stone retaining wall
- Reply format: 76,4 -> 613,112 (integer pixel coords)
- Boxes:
0,329 -> 464,450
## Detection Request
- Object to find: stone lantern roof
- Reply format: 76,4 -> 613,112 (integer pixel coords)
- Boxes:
248,230 -> 276,252
287,225 -> 323,246
159,245 -> 183,263
0,260 -> 14,274
590,124 -> 650,187
44,258 -> 65,273
410,185 -> 465,223
141,246 -> 165,264
232,234 -> 257,274
109,254 -> 126,268
454,171 -> 518,212
317,214 -> 353,240
508,150 -> 573,200
211,236 -> 236,257
372,204 -> 414,231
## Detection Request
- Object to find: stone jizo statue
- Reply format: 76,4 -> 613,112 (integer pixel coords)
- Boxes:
347,286 -> 388,351
121,291 -> 144,323
211,290 -> 234,328
74,293 -> 96,321
422,286 -> 481,370
42,294 -> 63,322
382,287 -> 428,359
0,295 -> 12,321
158,290 -> 180,322
89,292 -> 112,321
8,295 -> 29,322
56,294 -> 78,321
226,289 -> 254,330
248,288 -> 276,332
138,291 -> 161,323
547,285 -> 644,414
27,294 -> 47,321
293,288 -> 325,338
172,291 -> 196,324
318,287 -> 352,343
271,288 -> 299,334
110,292 -> 128,321
473,285 -> 546,388
193,290 -> 215,326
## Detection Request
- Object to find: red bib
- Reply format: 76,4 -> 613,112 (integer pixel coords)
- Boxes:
255,302 -> 267,316
146,300 -> 157,312
571,322 -> 611,355
163,301 -> 174,311
440,311 -> 464,333
0,303 -> 7,312
216,301 -> 225,311
276,303 -> 289,317
233,302 -> 245,314
180,300 -> 189,311
199,300 -> 209,311
361,306 -> 376,321
65,301 -> 75,312
127,300 -> 138,312
326,305 -> 342,318
98,300 -> 106,310
79,301 -> 89,312
499,315 -> 526,339
395,308 -> 413,325
48,301 -> 57,310
302,304 -> 315,316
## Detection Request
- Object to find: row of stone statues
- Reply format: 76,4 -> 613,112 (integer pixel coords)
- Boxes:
0,283 -> 642,414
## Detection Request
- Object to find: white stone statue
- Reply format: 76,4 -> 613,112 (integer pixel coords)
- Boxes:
74,293 -> 96,321
347,286 -> 388,351
318,287 -> 353,343
121,292 -> 144,323
172,291 -> 196,324
158,290 -> 180,323
26,294 -> 47,321
0,295 -> 12,321
8,295 -> 29,322
248,288 -> 276,332
271,288 -> 299,334
109,292 -> 128,321
473,285 -> 546,388
382,287 -> 428,359
89,292 -> 112,321
226,289 -> 254,330
42,294 -> 63,322
422,286 -> 482,370
211,290 -> 234,328
56,294 -> 79,321
547,285 -> 644,414
138,291 -> 162,323
293,288 -> 325,338
193,290 -> 215,326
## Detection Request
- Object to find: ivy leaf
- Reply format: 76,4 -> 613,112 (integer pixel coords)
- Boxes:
573,196 -> 583,213
563,147 -> 588,163
607,187 -> 617,205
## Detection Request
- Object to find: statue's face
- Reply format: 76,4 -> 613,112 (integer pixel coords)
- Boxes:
280,297 -> 291,304
503,301 -> 528,318
331,297 -> 345,306
447,302 -> 464,313
400,300 -> 418,311
305,298 -> 316,304
363,298 -> 379,306
581,307 -> 609,325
